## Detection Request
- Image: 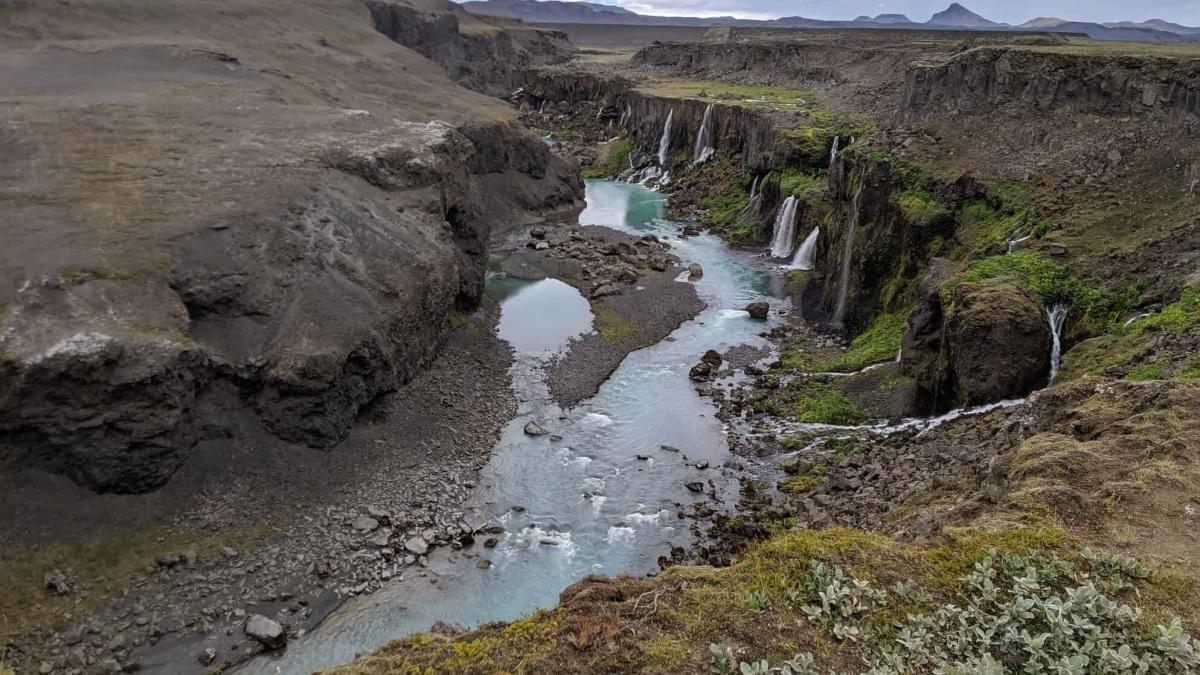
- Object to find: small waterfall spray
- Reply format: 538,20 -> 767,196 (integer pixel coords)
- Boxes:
829,136 -> 840,166
1045,303 -> 1069,382
657,109 -> 674,167
832,177 -> 866,327
769,196 -> 800,259
790,227 -> 820,270
692,104 -> 716,164
749,175 -> 759,199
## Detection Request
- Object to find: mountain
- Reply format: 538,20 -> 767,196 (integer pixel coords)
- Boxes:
462,0 -> 640,23
1103,19 -> 1200,35
926,3 -> 1002,28
1018,17 -> 1067,29
868,13 -> 915,24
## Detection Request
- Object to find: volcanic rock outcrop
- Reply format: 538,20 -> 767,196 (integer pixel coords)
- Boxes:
0,0 -> 582,493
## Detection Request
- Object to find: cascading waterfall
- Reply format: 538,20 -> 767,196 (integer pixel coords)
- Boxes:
1045,303 -> 1069,382
657,109 -> 674,167
618,103 -> 631,127
692,104 -> 716,165
790,227 -> 820,270
829,136 -> 840,166
769,196 -> 800,259
749,175 -> 759,199
832,177 -> 866,327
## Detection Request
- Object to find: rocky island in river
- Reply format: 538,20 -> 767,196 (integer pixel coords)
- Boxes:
2,1 -> 1198,673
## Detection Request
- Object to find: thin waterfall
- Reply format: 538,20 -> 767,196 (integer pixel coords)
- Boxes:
618,103 -> 631,126
829,136 -> 840,166
790,227 -> 820,270
1046,303 -> 1069,382
538,100 -> 546,114
657,109 -> 674,167
832,177 -> 866,327
895,346 -> 903,363
692,104 -> 716,164
749,175 -> 759,199
769,196 -> 800,259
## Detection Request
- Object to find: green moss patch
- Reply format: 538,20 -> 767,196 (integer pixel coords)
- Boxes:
818,312 -> 907,373
581,136 -> 631,179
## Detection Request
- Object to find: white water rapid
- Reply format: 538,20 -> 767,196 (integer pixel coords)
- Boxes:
1045,303 -> 1069,382
657,109 -> 674,167
790,227 -> 820,270
769,195 -> 800,259
832,177 -> 865,327
692,104 -> 715,164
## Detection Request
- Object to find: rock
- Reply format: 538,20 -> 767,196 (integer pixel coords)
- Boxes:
745,301 -> 769,319
700,350 -> 723,367
534,241 -> 550,251
43,569 -> 71,596
366,505 -> 390,521
244,614 -> 286,650
351,515 -> 379,532
483,536 -> 499,548
685,481 -> 705,493
590,284 -> 621,299
688,362 -> 713,381
943,280 -> 1052,404
695,459 -> 710,470
688,262 -> 704,278
475,559 -> 492,569
636,454 -> 650,461
523,420 -> 549,436
530,226 -> 548,240
404,536 -> 429,555
368,530 -> 391,548
198,648 -> 217,666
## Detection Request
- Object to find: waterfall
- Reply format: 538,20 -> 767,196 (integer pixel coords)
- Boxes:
1124,312 -> 1150,328
657,109 -> 674,167
832,177 -> 866,327
749,175 -> 759,199
829,136 -> 840,167
1007,234 -> 1032,253
538,100 -> 546,114
1045,303 -> 1069,382
769,196 -> 800,259
790,227 -> 820,270
618,103 -> 630,127
895,346 -> 903,363
692,104 -> 716,165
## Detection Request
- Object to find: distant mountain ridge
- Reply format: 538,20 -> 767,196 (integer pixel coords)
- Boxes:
927,2 -> 1000,27
460,0 -> 1200,44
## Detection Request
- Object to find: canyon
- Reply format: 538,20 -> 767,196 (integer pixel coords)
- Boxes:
1,1 -> 1199,674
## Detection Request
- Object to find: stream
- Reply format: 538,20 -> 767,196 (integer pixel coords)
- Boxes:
244,180 -> 788,673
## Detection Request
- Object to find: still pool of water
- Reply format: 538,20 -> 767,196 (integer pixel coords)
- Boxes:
244,179 -> 787,673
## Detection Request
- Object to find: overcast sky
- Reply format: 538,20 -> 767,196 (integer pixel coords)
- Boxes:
587,0 -> 1200,24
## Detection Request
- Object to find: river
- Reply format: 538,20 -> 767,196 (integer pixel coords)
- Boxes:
244,179 -> 787,673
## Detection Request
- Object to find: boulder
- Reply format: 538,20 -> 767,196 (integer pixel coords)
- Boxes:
688,362 -> 713,381
944,280 -> 1051,404
701,350 -> 723,367
745,301 -> 769,319
244,615 -> 286,650
405,536 -> 430,555
688,262 -> 704,278
523,420 -> 549,436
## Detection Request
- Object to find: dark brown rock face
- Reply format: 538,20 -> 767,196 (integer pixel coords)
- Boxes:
944,280 -> 1052,405
366,0 -> 573,97
901,47 -> 1200,120
0,0 -> 582,494
902,267 -> 1052,409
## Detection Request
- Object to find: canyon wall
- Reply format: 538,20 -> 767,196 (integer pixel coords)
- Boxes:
901,47 -> 1200,120
0,0 -> 582,493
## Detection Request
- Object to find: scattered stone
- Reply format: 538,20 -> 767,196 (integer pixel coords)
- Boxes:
695,459 -> 710,470
660,445 -> 680,452
198,648 -> 217,666
523,420 -> 549,436
244,614 -> 286,650
404,536 -> 429,556
685,481 -> 705,493
43,569 -> 71,596
351,515 -> 379,532
636,454 -> 650,461
476,559 -> 492,569
483,537 -> 499,548
688,262 -> 703,278
530,226 -> 548,240
700,350 -> 723,367
368,530 -> 391,548
745,301 -> 769,319
688,362 -> 713,381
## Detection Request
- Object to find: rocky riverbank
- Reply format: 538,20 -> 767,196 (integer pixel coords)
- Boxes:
495,224 -> 705,407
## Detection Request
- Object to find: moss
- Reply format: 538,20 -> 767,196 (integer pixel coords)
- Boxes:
591,303 -> 636,341
1127,361 -> 1167,381
1178,358 -> 1200,381
817,312 -> 907,373
780,465 -> 828,494
942,251 -> 1138,331
699,191 -> 750,230
1136,288 -> 1200,334
777,170 -> 825,201
581,136 -> 631,179
896,188 -> 952,228
793,389 -> 865,425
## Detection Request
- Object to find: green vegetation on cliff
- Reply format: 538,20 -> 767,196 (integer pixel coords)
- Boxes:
819,312 -> 906,373
581,136 -> 631,178
942,251 -> 1138,332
